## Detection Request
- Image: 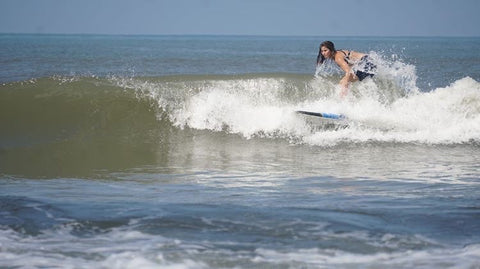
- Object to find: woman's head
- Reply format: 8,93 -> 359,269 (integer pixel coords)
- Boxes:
317,41 -> 336,65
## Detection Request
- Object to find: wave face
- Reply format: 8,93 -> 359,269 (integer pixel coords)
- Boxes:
2,75 -> 480,145
0,76 -> 170,176
1,74 -> 479,176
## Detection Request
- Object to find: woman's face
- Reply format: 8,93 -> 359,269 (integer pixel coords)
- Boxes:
320,46 -> 333,59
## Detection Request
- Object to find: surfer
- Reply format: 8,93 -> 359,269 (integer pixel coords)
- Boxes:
316,41 -> 376,96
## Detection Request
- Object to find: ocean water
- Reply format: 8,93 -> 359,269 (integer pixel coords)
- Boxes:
1,34 -> 480,268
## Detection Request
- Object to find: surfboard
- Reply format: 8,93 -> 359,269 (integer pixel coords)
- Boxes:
296,110 -> 345,120
296,110 -> 348,130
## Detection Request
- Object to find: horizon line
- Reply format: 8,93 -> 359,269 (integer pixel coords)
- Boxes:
1,32 -> 479,38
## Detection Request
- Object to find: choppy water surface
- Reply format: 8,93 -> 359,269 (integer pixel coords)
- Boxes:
1,34 -> 479,268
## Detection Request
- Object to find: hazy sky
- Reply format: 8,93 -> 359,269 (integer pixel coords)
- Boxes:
1,0 -> 479,36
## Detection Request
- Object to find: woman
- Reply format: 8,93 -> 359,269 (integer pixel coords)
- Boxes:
317,41 -> 376,96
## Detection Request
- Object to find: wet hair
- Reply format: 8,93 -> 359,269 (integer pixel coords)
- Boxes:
317,41 -> 336,65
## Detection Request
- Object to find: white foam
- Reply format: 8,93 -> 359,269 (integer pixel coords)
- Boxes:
2,225 -> 479,268
111,65 -> 480,146
171,78 -> 310,139
169,75 -> 480,145
0,226 -> 208,269
254,244 -> 480,268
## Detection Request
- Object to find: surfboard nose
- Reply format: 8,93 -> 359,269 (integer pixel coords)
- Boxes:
296,110 -> 345,120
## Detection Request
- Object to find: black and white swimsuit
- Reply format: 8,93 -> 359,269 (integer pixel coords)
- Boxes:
340,50 -> 376,81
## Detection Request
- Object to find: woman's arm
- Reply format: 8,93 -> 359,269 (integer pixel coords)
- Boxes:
334,52 -> 356,94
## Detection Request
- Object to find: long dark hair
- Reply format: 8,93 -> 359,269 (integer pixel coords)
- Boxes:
317,41 -> 336,65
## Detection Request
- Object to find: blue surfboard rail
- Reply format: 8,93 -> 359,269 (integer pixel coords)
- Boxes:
296,110 -> 345,120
